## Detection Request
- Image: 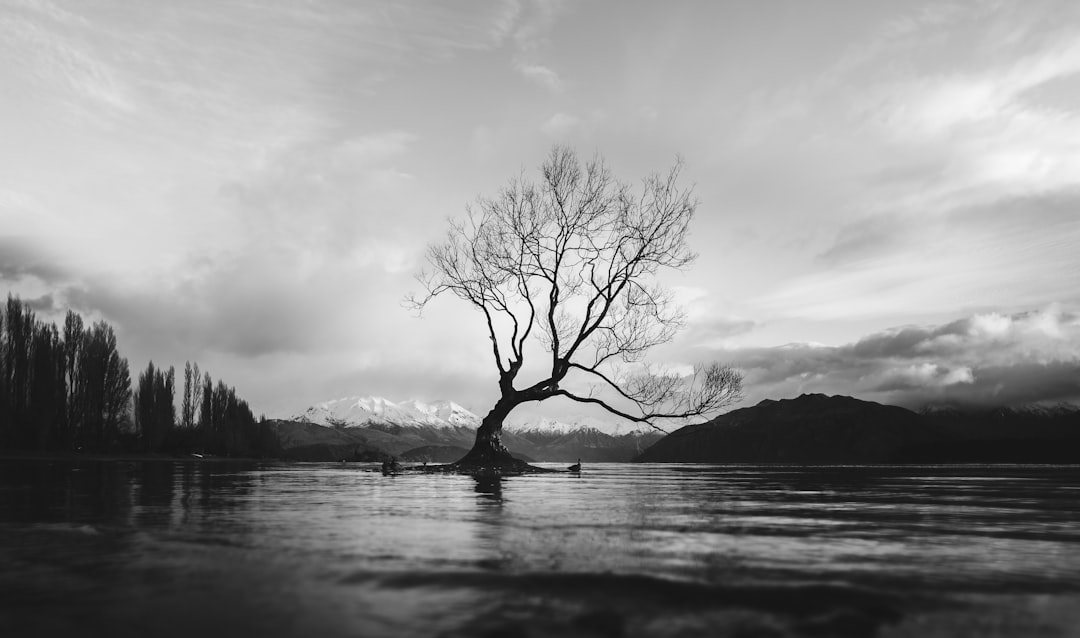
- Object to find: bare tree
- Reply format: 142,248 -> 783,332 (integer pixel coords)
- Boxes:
409,146 -> 742,471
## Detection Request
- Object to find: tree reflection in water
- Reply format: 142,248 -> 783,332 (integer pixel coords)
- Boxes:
472,474 -> 503,503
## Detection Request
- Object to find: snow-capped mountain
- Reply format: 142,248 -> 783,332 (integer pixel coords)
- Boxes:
282,396 -> 669,462
294,395 -> 665,436
296,396 -> 480,429
504,415 -> 659,437
396,399 -> 481,427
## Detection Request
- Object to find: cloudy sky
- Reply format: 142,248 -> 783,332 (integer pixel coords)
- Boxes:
2,0 -> 1079,421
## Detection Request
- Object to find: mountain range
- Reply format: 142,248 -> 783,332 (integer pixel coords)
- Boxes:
297,397 -> 481,429
295,396 -> 656,435
269,393 -> 1079,464
270,395 -> 663,462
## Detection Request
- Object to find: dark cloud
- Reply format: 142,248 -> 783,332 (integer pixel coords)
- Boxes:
921,361 -> 1080,407
23,293 -> 57,313
717,307 -> 1080,409
59,245 -> 399,364
850,324 -> 951,359
0,236 -> 68,284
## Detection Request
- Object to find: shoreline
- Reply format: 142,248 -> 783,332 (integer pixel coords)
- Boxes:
0,450 -> 271,463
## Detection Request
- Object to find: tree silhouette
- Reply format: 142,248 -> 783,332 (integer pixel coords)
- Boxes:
29,322 -> 64,449
0,297 -> 265,457
410,146 -> 742,471
181,361 -> 195,430
0,303 -> 6,447
79,321 -> 132,451
190,362 -> 202,427
199,372 -> 214,451
135,361 -> 174,452
1,299 -> 132,452
62,310 -> 84,449
4,296 -> 33,447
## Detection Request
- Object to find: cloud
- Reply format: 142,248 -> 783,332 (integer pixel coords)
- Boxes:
334,131 -> 416,166
320,357 -> 498,418
470,125 -> 499,161
515,62 -> 563,92
0,3 -> 136,123
844,23 -> 1080,220
0,236 -> 67,284
218,129 -> 419,264
541,112 -> 581,137
63,271 -> 328,361
759,188 -> 1080,321
506,2 -> 568,94
891,35 -> 1080,137
712,306 -> 1080,408
12,250 -> 476,419
22,293 -> 58,313
681,316 -> 757,349
875,363 -> 974,391
510,0 -> 566,52
724,5 -> 1080,305
815,211 -> 924,267
637,105 -> 658,121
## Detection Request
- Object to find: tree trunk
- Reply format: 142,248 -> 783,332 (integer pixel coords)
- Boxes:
453,396 -> 531,473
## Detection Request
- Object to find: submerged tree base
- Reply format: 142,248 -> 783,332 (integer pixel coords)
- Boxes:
414,461 -> 555,476
425,422 -> 550,475
451,447 -> 551,475
411,439 -> 555,475
446,462 -> 553,476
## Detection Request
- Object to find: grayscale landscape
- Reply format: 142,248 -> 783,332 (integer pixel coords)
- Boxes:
2,2 -> 1079,636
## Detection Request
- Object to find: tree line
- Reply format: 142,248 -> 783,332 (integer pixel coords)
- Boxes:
0,295 -> 277,457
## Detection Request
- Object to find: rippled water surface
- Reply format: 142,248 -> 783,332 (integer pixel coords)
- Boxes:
2,460 -> 1079,637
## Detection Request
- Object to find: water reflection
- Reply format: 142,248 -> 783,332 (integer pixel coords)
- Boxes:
472,474 -> 503,503
2,460 -> 1079,638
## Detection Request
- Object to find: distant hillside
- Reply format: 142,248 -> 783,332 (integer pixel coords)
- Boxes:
277,395 -> 666,462
266,419 -> 480,462
266,415 -> 663,463
903,404 -> 1080,463
635,394 -> 1080,464
265,420 -> 389,462
636,394 -> 935,463
511,428 -> 665,462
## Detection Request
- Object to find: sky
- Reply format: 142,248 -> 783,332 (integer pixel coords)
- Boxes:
2,0 -> 1079,422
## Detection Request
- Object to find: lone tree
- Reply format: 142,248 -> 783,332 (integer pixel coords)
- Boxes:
410,146 -> 742,472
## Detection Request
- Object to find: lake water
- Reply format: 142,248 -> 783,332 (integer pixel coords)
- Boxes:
2,460 -> 1079,637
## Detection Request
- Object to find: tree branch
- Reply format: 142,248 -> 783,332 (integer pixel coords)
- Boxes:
406,145 -> 744,425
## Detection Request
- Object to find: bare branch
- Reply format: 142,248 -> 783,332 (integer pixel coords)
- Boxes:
406,145 -> 743,427
563,362 -> 743,429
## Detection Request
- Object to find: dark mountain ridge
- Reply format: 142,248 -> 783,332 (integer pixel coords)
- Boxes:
635,394 -> 1080,464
